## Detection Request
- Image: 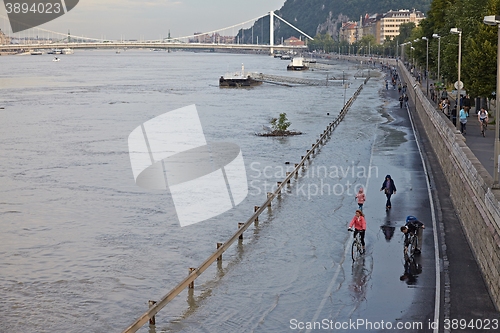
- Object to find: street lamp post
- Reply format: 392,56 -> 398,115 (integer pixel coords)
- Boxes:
422,36 -> 429,96
450,27 -> 462,131
411,46 -> 415,68
483,15 -> 500,186
414,39 -> 420,70
432,34 -> 441,84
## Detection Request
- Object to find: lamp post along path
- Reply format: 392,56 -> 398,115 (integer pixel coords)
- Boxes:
450,28 -> 462,131
422,36 -> 429,96
432,34 -> 441,85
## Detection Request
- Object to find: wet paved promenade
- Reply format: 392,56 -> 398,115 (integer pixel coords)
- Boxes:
398,68 -> 500,332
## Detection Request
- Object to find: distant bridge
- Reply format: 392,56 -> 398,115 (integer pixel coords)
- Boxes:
0,11 -> 313,54
0,41 -> 306,52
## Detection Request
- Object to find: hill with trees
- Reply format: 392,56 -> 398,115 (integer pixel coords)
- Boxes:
237,0 -> 431,44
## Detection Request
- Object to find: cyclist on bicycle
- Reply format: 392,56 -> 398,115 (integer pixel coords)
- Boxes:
348,209 -> 366,253
478,107 -> 489,133
400,215 -> 425,254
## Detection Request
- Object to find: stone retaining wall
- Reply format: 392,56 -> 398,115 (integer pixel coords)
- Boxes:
397,62 -> 500,310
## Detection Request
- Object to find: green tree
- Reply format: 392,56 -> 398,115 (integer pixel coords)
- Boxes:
358,35 -> 376,55
397,22 -> 416,45
419,0 -> 500,99
271,113 -> 291,133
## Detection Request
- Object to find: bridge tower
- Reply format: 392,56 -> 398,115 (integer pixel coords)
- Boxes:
269,11 -> 274,55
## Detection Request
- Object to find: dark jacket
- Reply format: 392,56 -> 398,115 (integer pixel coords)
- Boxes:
405,219 -> 424,234
403,219 -> 424,246
381,175 -> 397,195
463,96 -> 471,107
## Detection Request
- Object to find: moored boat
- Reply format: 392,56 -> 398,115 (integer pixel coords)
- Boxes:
287,57 -> 308,71
47,49 -> 62,54
219,64 -> 262,88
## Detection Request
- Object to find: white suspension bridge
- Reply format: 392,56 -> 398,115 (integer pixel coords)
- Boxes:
0,11 -> 313,54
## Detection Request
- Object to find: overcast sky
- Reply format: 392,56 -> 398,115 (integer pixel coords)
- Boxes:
1,0 -> 286,40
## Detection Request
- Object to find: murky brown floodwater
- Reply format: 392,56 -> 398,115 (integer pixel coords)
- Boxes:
0,51 -> 435,333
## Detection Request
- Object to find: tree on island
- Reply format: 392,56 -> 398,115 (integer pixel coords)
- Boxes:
271,112 -> 291,133
259,112 -> 302,136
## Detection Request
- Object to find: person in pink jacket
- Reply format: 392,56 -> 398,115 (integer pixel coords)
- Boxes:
348,209 -> 367,253
355,187 -> 366,211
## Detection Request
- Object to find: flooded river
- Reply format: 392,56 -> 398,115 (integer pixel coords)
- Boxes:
0,51 -> 435,332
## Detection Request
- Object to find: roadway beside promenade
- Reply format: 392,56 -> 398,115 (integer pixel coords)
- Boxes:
398,65 -> 500,330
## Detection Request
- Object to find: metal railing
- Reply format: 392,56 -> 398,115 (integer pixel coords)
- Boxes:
249,72 -> 341,86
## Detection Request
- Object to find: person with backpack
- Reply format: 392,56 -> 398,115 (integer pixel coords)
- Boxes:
478,107 -> 489,135
400,215 -> 425,254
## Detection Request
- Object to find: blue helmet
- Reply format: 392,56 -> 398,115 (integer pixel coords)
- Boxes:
406,215 -> 418,222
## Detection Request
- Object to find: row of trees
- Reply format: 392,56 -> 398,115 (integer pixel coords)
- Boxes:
415,0 -> 500,98
308,22 -> 415,58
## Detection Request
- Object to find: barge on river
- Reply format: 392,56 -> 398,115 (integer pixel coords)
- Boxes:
287,57 -> 309,71
219,64 -> 262,88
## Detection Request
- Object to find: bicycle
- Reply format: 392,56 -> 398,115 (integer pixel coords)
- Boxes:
349,228 -> 364,262
480,118 -> 488,137
404,231 -> 419,259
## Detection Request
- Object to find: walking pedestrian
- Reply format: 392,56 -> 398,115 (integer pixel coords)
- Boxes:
459,107 -> 468,134
463,94 -> 471,116
355,187 -> 366,211
380,175 -> 396,211
399,95 -> 404,108
451,105 -> 457,126
442,98 -> 449,117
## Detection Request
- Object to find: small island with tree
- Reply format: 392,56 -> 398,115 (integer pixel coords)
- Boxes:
257,112 -> 302,136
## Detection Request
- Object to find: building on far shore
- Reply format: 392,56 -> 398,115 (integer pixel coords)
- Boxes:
0,29 -> 11,45
340,9 -> 425,45
284,36 -> 305,47
340,21 -> 360,44
190,32 -> 235,44
379,9 -> 425,43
